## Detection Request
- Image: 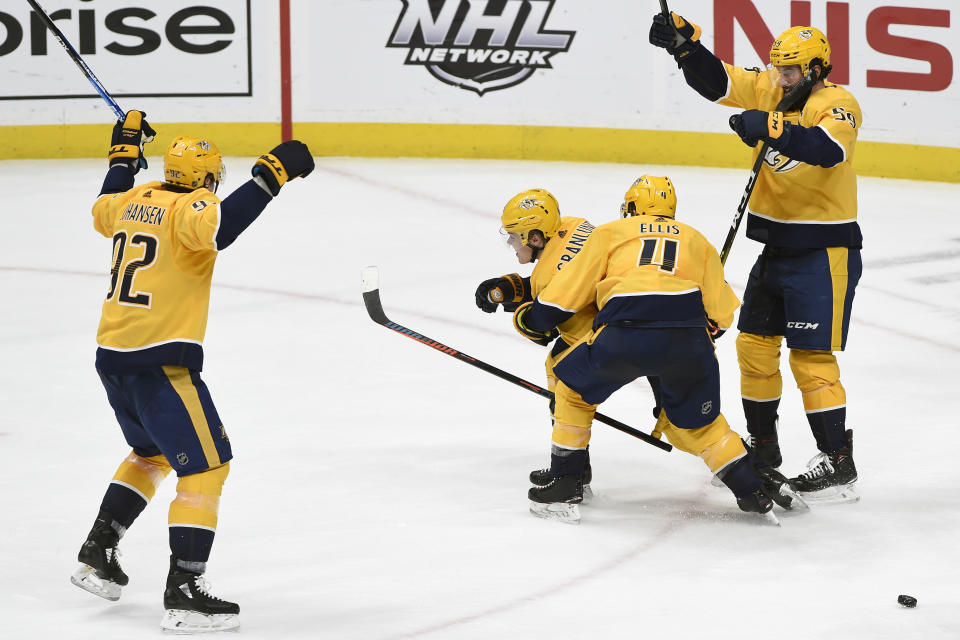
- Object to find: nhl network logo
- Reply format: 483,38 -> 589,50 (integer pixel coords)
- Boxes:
386,0 -> 575,96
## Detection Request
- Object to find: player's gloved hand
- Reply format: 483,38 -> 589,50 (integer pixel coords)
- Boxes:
707,318 -> 726,341
108,110 -> 156,173
252,140 -> 315,196
649,12 -> 702,61
475,274 -> 527,313
729,110 -> 786,148
512,301 -> 559,346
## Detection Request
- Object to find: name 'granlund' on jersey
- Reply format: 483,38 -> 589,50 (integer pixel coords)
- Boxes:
119,202 -> 167,226
557,221 -> 595,269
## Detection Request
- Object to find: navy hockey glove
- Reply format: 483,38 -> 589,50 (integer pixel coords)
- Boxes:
729,110 -> 788,149
108,110 -> 156,172
252,140 -> 315,196
512,302 -> 559,346
475,274 -> 527,313
649,12 -> 702,61
707,318 -> 726,341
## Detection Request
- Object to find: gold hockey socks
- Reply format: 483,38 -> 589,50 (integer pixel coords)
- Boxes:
168,462 -> 229,563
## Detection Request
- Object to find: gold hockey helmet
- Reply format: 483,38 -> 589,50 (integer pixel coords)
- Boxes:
164,136 -> 226,190
501,188 -> 561,245
769,26 -> 832,77
620,175 -> 677,218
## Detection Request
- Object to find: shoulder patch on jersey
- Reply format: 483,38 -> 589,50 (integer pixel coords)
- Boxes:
191,200 -> 211,213
143,190 -> 152,198
744,66 -> 763,73
557,230 -> 567,238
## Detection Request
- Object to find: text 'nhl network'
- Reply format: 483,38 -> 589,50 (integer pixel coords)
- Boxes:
405,47 -> 554,66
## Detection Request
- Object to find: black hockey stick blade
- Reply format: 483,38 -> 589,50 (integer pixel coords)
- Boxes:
361,266 -> 671,452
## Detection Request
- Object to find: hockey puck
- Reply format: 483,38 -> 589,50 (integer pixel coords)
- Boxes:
897,595 -> 917,608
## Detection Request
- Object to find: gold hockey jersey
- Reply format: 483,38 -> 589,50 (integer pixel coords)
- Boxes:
720,65 -> 862,248
535,216 -> 740,330
92,182 -> 222,371
531,217 -> 597,346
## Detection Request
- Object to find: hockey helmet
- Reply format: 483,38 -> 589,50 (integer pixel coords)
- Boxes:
501,188 -> 561,245
769,26 -> 832,79
164,136 -> 226,190
620,175 -> 677,219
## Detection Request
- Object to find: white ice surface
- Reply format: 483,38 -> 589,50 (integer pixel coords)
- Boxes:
2,157 -> 959,639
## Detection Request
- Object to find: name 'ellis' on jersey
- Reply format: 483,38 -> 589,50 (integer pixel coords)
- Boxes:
536,215 -> 740,330
92,181 -> 222,372
720,65 -> 862,248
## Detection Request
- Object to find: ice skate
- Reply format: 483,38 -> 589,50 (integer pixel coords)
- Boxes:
747,430 -> 782,469
529,456 -> 593,501
161,556 -> 239,633
528,475 -> 583,524
788,429 -> 858,504
70,511 -> 128,601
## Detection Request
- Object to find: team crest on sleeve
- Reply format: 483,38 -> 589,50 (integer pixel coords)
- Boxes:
764,148 -> 802,173
191,200 -> 211,213
386,0 -> 575,96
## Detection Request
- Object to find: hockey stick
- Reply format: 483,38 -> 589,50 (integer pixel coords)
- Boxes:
27,0 -> 124,120
719,68 -> 820,265
361,267 -> 672,452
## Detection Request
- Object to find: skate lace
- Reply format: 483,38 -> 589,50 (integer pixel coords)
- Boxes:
193,576 -> 227,603
798,453 -> 834,480
105,547 -> 122,566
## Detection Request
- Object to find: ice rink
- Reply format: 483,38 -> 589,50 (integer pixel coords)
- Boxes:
2,156 -> 959,638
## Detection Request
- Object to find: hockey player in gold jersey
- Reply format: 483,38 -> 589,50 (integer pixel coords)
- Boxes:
511,176 -> 797,523
474,189 -> 601,495
71,110 -> 314,632
650,16 -> 861,502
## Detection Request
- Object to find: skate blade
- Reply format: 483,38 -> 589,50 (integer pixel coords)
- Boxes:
71,564 -> 121,602
796,482 -> 859,505
529,501 -> 581,525
760,510 -> 781,526
777,484 -> 811,511
161,609 -> 240,634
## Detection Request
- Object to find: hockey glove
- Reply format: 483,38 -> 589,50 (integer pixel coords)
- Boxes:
649,12 -> 702,61
475,274 -> 528,313
108,110 -> 156,173
252,140 -> 315,196
707,318 -> 726,341
512,301 -> 559,347
729,110 -> 788,149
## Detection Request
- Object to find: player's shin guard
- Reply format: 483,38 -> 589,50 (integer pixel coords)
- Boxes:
737,333 -> 784,438
549,382 -> 594,477
100,452 -> 173,529
789,349 -> 848,452
168,463 -> 229,566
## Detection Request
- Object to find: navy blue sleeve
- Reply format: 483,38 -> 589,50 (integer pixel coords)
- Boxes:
99,165 -> 135,196
678,44 -> 728,102
771,124 -> 845,168
525,300 -> 575,333
215,179 -> 273,250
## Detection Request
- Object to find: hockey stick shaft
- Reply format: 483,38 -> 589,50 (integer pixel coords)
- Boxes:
27,0 -> 124,119
659,0 -> 671,17
361,267 -> 671,452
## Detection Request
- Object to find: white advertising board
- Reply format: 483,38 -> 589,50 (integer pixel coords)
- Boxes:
295,0 -> 958,147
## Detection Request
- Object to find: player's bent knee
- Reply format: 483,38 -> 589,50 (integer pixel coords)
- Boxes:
662,415 -> 747,473
113,451 -> 174,501
169,462 -> 230,530
788,349 -> 839,389
736,332 -> 783,377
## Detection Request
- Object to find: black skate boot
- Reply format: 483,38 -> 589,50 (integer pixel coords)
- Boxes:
530,451 -> 592,499
70,510 -> 128,601
528,476 -> 583,524
747,431 -> 782,469
161,556 -> 240,633
789,429 -> 858,503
